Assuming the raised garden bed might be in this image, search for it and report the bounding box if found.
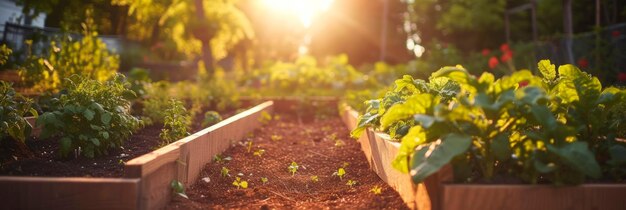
[0,101,273,210]
[167,99,407,209]
[340,104,626,210]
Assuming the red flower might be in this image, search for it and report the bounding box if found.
[500,50,513,62]
[481,49,490,56]
[500,44,510,52]
[577,58,589,69]
[612,30,621,38]
[618,72,626,82]
[518,80,529,88]
[488,56,499,69]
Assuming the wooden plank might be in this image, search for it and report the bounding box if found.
[182,101,274,185]
[443,184,585,210]
[0,177,139,210]
[137,160,178,210]
[583,184,626,210]
[124,141,184,178]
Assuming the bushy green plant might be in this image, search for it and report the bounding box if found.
[159,99,191,144]
[202,111,222,127]
[37,74,141,158]
[353,60,626,185]
[19,18,118,92]
[0,81,37,144]
[0,44,12,67]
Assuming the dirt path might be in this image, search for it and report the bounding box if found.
[167,111,408,209]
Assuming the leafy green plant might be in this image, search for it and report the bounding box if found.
[213,154,232,163]
[310,175,319,182]
[0,82,37,144]
[0,44,12,67]
[37,74,141,158]
[159,99,191,144]
[288,161,299,176]
[232,177,248,189]
[221,166,230,177]
[354,60,626,185]
[201,111,222,127]
[171,180,188,199]
[260,177,268,184]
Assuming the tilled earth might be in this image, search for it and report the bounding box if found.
[167,112,408,209]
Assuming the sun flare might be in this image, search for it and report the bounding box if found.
[261,0,334,28]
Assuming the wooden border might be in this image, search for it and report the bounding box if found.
[124,101,274,210]
[340,104,626,210]
[2,102,273,210]
[0,177,140,210]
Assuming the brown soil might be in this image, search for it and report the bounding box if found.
[166,111,409,209]
[0,107,240,178]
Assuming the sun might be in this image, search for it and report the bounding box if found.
[260,0,334,28]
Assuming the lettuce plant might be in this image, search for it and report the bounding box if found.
[353,60,626,185]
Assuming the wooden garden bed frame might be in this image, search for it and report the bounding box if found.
[339,104,626,210]
[1,101,274,210]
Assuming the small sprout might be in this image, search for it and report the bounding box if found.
[118,159,125,165]
[334,139,345,147]
[333,168,346,180]
[370,186,382,195]
[261,177,268,184]
[253,149,266,157]
[311,175,319,182]
[327,133,337,140]
[259,111,272,124]
[247,141,253,153]
[288,161,299,176]
[213,154,232,163]
[346,179,357,188]
[171,180,188,199]
[271,135,283,141]
[232,177,248,189]
[221,167,230,177]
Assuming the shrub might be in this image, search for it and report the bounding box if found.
[37,74,141,158]
[0,81,37,144]
[19,20,118,92]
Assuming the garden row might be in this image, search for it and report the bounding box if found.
[340,60,626,210]
[1,99,273,210]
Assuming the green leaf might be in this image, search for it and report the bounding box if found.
[350,112,378,138]
[538,60,556,81]
[90,138,100,146]
[546,141,601,179]
[101,131,109,139]
[533,159,556,173]
[380,94,434,130]
[101,112,112,125]
[409,133,472,183]
[83,109,95,121]
[608,145,626,166]
[491,132,511,161]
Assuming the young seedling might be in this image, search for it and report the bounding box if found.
[334,139,345,147]
[288,161,299,176]
[232,177,248,189]
[261,177,268,184]
[370,186,382,195]
[213,154,232,164]
[253,149,266,157]
[271,135,282,141]
[346,179,357,188]
[310,175,319,182]
[170,180,188,199]
[259,111,272,124]
[333,168,346,180]
[247,141,253,153]
[221,167,230,177]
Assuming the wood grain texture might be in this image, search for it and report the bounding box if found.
[0,177,139,210]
